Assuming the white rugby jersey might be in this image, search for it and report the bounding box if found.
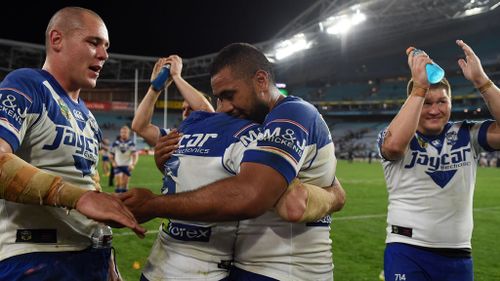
[378,120,497,249]
[110,138,136,166]
[143,111,260,281]
[0,69,102,261]
[235,96,337,281]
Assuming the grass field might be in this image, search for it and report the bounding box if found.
[101,156,500,281]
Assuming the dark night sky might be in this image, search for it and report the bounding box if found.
[1,0,314,58]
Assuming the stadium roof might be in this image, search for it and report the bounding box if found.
[1,0,499,85]
[0,0,312,58]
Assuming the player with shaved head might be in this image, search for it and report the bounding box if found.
[0,7,144,280]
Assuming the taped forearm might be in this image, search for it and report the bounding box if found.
[0,153,88,208]
[299,182,336,222]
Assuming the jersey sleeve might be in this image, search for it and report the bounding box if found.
[241,101,316,184]
[0,69,41,151]
[159,127,172,137]
[377,127,390,161]
[222,123,261,174]
[467,120,496,153]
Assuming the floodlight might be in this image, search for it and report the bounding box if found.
[274,33,312,60]
[321,10,366,35]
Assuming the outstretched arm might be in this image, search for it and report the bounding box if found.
[0,140,145,238]
[275,177,346,223]
[120,162,288,222]
[456,40,500,149]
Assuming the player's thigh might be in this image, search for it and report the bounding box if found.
[0,248,111,281]
[384,243,431,281]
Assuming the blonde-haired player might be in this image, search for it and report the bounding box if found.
[110,125,138,193]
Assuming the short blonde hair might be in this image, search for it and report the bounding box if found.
[406,78,451,97]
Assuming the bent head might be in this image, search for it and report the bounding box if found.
[45,7,109,91]
[181,92,211,120]
[408,78,452,135]
[210,43,275,123]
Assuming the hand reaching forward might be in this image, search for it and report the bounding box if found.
[117,188,159,224]
[76,191,146,238]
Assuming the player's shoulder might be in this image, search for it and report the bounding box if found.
[0,68,47,96]
[269,96,319,120]
[455,119,492,128]
[182,111,256,133]
[2,68,45,87]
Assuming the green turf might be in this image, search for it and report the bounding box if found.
[100,156,500,281]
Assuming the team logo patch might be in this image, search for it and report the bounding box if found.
[19,230,32,241]
[445,131,458,146]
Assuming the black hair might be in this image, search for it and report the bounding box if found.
[210,43,275,83]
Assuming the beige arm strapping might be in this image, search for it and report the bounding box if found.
[277,178,339,223]
[0,153,88,208]
[299,182,335,222]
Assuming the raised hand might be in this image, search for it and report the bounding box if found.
[456,40,489,87]
[407,48,432,88]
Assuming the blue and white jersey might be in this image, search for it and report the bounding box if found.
[235,96,337,281]
[377,120,497,249]
[0,69,102,261]
[110,138,136,166]
[143,111,260,281]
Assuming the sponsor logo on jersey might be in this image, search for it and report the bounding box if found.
[118,142,131,153]
[258,127,307,158]
[404,147,471,187]
[239,129,260,147]
[163,222,211,242]
[177,133,217,154]
[0,93,28,126]
[42,125,99,176]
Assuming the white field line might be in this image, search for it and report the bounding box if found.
[114,206,500,237]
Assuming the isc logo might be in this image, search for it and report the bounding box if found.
[178,133,217,148]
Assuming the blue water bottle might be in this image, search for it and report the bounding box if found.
[151,64,171,91]
[406,47,445,84]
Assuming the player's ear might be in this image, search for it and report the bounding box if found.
[48,29,63,52]
[254,70,269,92]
